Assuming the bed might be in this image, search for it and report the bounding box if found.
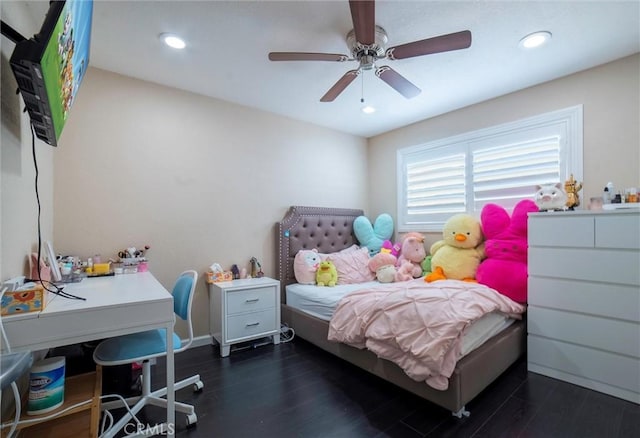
[276,206,526,417]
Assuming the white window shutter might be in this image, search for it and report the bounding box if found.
[397,105,583,232]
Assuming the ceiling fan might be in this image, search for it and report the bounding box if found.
[268,0,472,102]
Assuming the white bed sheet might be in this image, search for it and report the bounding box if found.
[286,281,515,357]
[286,281,382,321]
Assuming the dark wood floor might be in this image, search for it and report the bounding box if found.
[113,338,639,437]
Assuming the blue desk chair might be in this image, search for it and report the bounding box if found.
[93,270,203,433]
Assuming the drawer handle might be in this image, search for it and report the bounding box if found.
[246,322,260,327]
[245,298,260,303]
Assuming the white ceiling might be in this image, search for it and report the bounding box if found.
[22,0,640,138]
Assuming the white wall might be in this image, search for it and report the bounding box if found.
[368,54,640,248]
[53,68,368,338]
[1,1,55,284]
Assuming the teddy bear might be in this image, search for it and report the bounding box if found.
[368,252,397,283]
[476,199,539,303]
[394,232,426,282]
[316,260,338,287]
[426,214,484,282]
[293,249,321,285]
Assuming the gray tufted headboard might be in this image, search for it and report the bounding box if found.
[276,206,364,302]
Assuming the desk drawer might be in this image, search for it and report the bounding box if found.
[226,286,276,315]
[226,309,277,341]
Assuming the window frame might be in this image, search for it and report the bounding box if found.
[396,105,583,232]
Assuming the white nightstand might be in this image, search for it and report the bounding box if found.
[208,277,281,357]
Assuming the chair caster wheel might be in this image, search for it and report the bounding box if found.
[193,380,204,392]
[186,413,198,427]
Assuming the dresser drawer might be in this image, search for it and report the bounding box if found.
[596,215,640,249]
[528,336,640,396]
[529,247,640,286]
[226,309,278,341]
[529,277,640,322]
[528,306,640,358]
[226,286,277,315]
[528,215,594,247]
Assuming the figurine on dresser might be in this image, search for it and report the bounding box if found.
[564,174,583,210]
[534,183,567,211]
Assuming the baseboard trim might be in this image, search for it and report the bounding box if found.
[191,335,213,348]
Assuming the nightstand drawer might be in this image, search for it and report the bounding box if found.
[226,286,277,315]
[226,309,278,341]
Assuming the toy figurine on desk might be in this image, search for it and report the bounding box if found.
[564,174,583,210]
[249,257,264,278]
[118,245,150,260]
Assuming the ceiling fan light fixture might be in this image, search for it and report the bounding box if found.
[519,31,552,49]
[361,105,376,114]
[160,33,186,49]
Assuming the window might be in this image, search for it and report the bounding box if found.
[397,105,583,231]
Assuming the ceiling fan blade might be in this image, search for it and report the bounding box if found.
[269,52,349,62]
[375,66,421,99]
[320,69,360,102]
[349,0,375,45]
[386,30,472,60]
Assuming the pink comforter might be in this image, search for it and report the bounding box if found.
[327,279,525,390]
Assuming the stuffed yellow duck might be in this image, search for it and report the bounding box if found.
[425,214,485,283]
[316,260,338,287]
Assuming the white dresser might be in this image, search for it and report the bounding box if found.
[209,277,281,357]
[527,209,640,403]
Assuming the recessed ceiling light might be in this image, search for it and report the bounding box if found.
[519,31,552,49]
[160,33,186,49]
[361,105,376,114]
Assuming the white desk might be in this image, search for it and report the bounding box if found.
[1,272,176,437]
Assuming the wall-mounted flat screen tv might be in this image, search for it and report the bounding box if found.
[10,0,93,146]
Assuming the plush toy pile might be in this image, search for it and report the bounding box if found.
[293,213,430,285]
[426,214,485,282]
[292,204,536,302]
[476,199,538,303]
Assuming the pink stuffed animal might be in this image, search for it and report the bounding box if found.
[395,232,426,282]
[293,249,320,285]
[380,240,400,257]
[476,199,539,303]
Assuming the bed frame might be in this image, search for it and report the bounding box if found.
[276,206,526,416]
